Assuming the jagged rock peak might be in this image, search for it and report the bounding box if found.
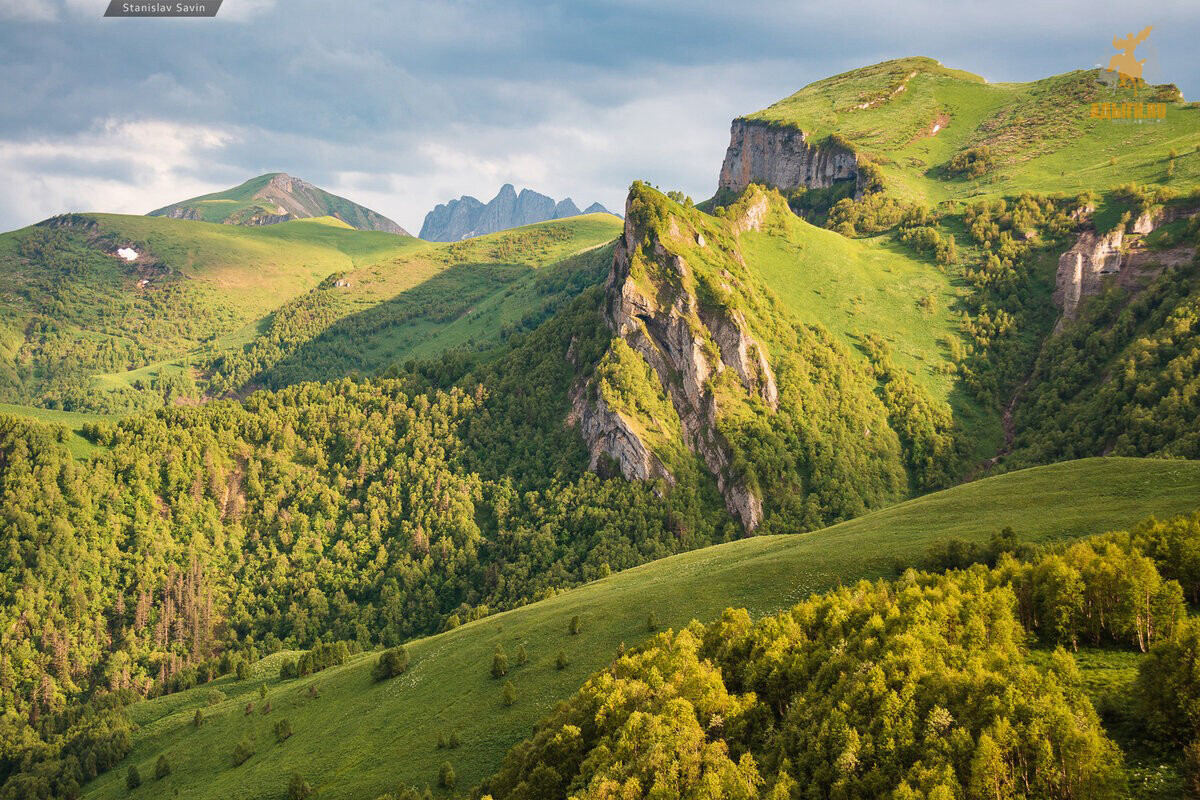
[418,185,619,241]
[572,184,779,531]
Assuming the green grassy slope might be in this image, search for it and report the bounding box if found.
[146,173,409,233]
[746,57,1200,205]
[0,403,111,458]
[86,457,1200,800]
[203,214,622,390]
[0,212,621,410]
[737,197,1004,460]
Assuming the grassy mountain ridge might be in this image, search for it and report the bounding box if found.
[77,457,1200,799]
[742,56,1200,205]
[148,173,411,235]
[0,211,621,414]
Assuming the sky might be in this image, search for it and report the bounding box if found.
[0,0,1197,234]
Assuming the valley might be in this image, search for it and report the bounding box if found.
[3,52,1200,800]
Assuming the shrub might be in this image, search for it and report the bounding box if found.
[448,730,461,749]
[491,645,508,678]
[261,700,272,715]
[647,612,659,632]
[259,683,268,699]
[279,658,298,679]
[126,765,141,790]
[235,660,249,681]
[232,737,255,766]
[193,709,203,727]
[274,718,293,743]
[154,754,170,780]
[501,680,516,706]
[436,731,447,749]
[373,646,410,681]
[287,773,315,800]
[948,145,995,178]
[556,650,570,670]
[569,615,581,635]
[439,761,456,789]
[515,644,528,666]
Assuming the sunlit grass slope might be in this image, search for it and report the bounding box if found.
[746,57,1200,205]
[86,457,1200,800]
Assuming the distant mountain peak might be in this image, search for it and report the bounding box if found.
[418,186,619,241]
[148,173,411,235]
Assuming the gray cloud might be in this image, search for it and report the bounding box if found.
[0,0,1197,232]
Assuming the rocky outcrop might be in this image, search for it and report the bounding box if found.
[418,185,618,241]
[568,383,673,485]
[1054,228,1125,324]
[1054,205,1197,330]
[572,191,779,531]
[160,207,202,222]
[718,119,858,196]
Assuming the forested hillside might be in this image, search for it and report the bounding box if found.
[5,54,1200,800]
[484,514,1200,800]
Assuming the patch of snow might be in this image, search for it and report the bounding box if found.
[931,123,942,135]
[117,247,138,261]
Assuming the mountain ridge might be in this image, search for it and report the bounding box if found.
[148,172,411,235]
[419,183,618,241]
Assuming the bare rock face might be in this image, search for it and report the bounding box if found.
[572,191,779,531]
[718,119,858,195]
[1054,228,1126,325]
[568,384,673,485]
[1054,205,1197,330]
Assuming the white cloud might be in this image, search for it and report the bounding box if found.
[0,118,237,227]
[0,0,59,21]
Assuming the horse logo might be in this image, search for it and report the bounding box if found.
[1108,26,1153,92]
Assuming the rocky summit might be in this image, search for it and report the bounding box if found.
[419,183,617,241]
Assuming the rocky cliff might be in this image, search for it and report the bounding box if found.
[718,119,859,196]
[1054,205,1197,329]
[573,186,780,530]
[419,185,617,241]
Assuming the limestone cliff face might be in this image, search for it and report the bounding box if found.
[718,119,858,195]
[568,382,673,485]
[1054,205,1197,330]
[1053,228,1126,325]
[573,190,779,531]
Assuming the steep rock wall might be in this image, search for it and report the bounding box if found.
[718,119,858,195]
[1054,205,1197,330]
[573,191,779,530]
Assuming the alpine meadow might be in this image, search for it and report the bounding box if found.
[5,8,1200,800]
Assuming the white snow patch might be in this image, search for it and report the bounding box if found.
[117,247,138,261]
[931,123,942,135]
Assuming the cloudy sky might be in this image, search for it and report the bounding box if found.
[0,0,1197,233]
